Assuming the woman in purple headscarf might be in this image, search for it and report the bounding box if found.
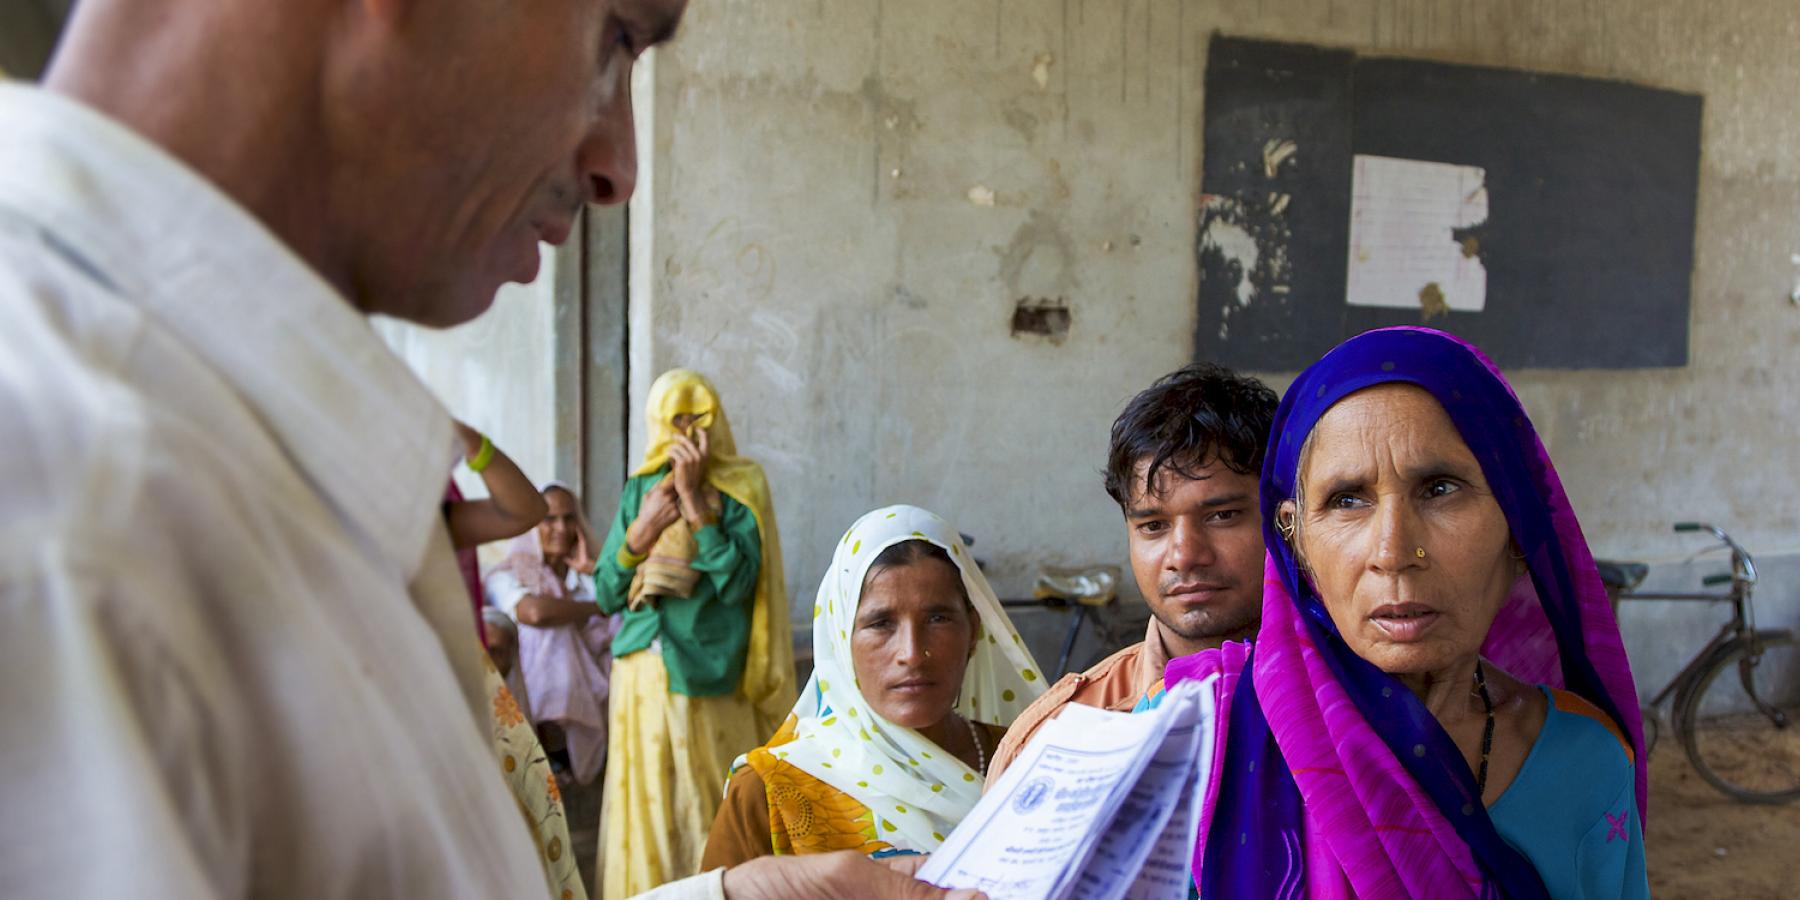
[1146,327,1648,898]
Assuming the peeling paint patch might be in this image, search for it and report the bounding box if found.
[1419,282,1450,321]
[1010,297,1071,344]
[1197,188,1293,341]
[1032,53,1055,90]
[1263,139,1298,178]
[1200,213,1260,309]
[967,185,996,207]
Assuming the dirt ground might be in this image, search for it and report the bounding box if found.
[1645,737,1800,898]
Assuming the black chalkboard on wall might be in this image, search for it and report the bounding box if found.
[1195,36,1703,370]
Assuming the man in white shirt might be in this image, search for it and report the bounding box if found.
[0,1,973,898]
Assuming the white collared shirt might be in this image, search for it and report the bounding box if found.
[0,84,549,898]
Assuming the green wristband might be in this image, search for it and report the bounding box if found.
[467,434,496,473]
[617,545,648,569]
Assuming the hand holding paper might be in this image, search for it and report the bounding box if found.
[917,679,1218,900]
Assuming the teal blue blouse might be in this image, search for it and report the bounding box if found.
[1488,686,1649,900]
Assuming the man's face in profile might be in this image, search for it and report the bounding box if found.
[346,0,688,327]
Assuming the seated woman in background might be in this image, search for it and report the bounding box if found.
[703,504,1045,867]
[486,482,619,786]
[1151,327,1647,899]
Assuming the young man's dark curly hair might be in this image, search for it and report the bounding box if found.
[1102,363,1279,507]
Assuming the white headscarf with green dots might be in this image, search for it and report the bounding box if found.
[774,504,1045,852]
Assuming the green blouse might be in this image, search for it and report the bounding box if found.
[594,470,762,697]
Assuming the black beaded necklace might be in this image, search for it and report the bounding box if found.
[1473,662,1496,795]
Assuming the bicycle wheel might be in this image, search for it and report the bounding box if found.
[1640,708,1661,759]
[1677,632,1800,804]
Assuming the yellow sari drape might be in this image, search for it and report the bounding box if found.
[599,653,761,899]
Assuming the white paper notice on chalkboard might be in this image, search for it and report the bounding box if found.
[1345,155,1489,315]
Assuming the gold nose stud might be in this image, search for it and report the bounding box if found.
[1415,547,1427,559]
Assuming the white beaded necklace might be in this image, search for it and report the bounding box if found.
[963,716,987,777]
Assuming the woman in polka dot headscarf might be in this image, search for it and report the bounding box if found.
[702,504,1045,865]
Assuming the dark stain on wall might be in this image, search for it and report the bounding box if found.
[1011,298,1072,344]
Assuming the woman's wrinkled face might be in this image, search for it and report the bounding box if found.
[850,558,980,730]
[537,488,579,562]
[1285,385,1518,675]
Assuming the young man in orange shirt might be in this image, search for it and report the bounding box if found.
[989,364,1279,780]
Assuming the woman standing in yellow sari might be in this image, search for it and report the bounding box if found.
[594,370,794,899]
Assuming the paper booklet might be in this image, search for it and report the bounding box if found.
[918,677,1218,900]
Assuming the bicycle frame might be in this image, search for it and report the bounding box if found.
[1619,523,1761,708]
[1613,523,1800,802]
[1642,619,1739,709]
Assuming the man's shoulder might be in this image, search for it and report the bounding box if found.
[1015,640,1149,712]
[1075,640,1157,708]
[1081,639,1148,679]
[985,640,1156,783]
[0,255,154,567]
[998,643,1149,738]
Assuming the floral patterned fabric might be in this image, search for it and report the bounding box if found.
[751,717,888,857]
[486,656,588,900]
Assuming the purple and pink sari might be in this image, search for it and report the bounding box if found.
[1167,328,1644,898]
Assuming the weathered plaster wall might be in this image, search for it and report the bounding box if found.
[635,0,1800,686]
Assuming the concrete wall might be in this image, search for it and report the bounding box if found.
[632,0,1800,682]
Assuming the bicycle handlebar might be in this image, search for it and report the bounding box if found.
[1671,521,1759,586]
